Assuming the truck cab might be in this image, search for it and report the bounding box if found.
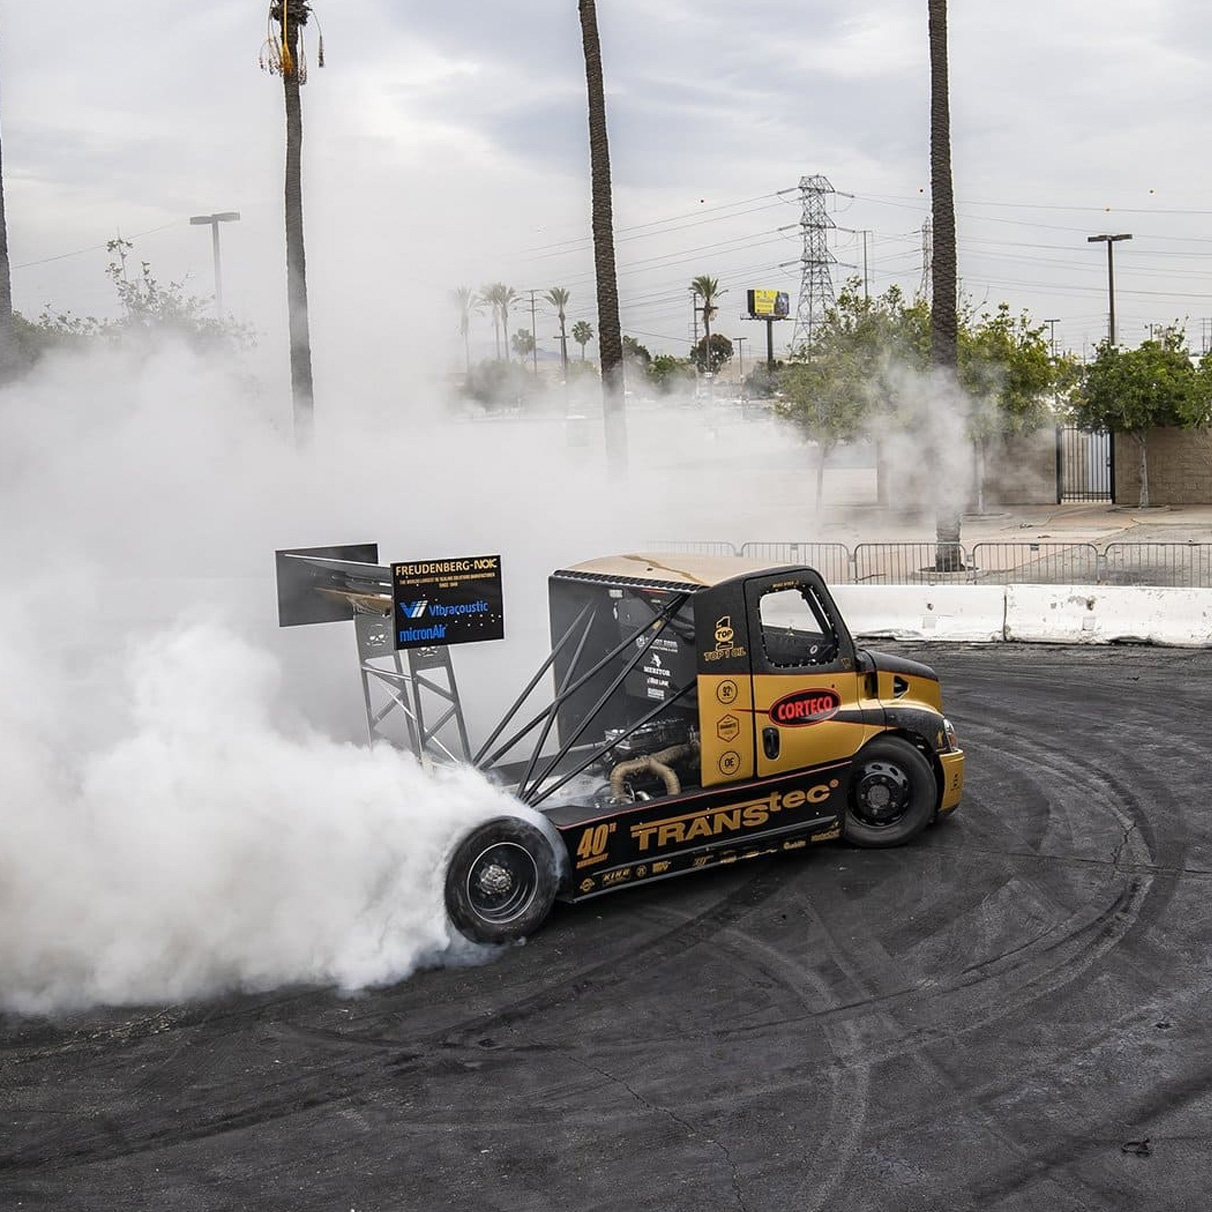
[544,554,962,817]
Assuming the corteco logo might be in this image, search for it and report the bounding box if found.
[769,688,841,727]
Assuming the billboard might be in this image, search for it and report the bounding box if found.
[747,289,790,320]
[391,554,505,650]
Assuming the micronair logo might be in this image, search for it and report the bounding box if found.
[400,600,428,619]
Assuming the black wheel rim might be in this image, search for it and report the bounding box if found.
[852,757,913,828]
[465,842,539,925]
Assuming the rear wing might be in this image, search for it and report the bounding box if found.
[274,543,385,626]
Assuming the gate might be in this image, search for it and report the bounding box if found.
[1056,427,1114,503]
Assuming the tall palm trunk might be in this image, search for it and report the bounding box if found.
[928,0,961,568]
[0,78,16,380]
[578,0,627,478]
[282,4,314,446]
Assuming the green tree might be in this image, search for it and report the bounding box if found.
[690,275,725,364]
[461,358,529,412]
[777,294,883,512]
[781,280,1059,512]
[571,318,594,361]
[510,327,535,359]
[1072,331,1210,507]
[622,334,650,393]
[691,332,734,375]
[743,362,783,399]
[452,285,481,374]
[261,0,324,448]
[17,239,254,360]
[622,334,650,366]
[545,287,571,377]
[928,0,960,564]
[579,0,628,476]
[960,303,1055,511]
[646,353,695,395]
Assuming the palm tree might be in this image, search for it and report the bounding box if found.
[452,286,480,373]
[578,0,627,477]
[928,0,961,567]
[479,283,518,362]
[545,287,571,377]
[690,275,725,370]
[571,319,594,362]
[0,77,14,380]
[499,285,519,361]
[478,285,501,360]
[261,1,324,447]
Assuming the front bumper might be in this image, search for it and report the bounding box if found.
[938,749,965,814]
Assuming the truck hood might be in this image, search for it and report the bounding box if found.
[857,648,939,682]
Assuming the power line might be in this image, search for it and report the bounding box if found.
[11,221,180,271]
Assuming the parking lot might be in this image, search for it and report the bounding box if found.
[3,642,1210,1212]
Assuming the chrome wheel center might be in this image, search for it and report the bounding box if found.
[477,863,514,896]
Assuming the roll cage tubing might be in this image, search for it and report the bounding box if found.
[473,591,694,804]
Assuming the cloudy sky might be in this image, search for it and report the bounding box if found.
[4,0,1212,376]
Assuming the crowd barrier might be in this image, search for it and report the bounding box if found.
[646,541,1212,645]
[648,540,1212,589]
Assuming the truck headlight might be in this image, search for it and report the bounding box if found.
[943,717,958,751]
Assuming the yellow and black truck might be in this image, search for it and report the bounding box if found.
[445,552,964,944]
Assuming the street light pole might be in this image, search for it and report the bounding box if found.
[734,335,746,380]
[190,211,241,316]
[1086,233,1131,347]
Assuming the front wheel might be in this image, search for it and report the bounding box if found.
[843,736,937,848]
[445,817,560,944]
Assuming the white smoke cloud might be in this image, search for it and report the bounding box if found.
[0,340,615,1015]
[0,620,510,1014]
[0,329,836,1015]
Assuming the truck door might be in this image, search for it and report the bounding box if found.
[744,572,877,778]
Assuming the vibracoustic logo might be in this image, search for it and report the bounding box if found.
[400,600,428,619]
[428,600,490,618]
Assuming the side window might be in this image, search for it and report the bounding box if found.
[758,584,837,667]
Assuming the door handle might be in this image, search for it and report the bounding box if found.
[762,726,780,760]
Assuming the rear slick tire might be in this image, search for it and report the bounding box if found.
[843,736,937,848]
[445,817,560,945]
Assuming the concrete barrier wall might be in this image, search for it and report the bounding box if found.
[831,585,1006,643]
[833,584,1212,647]
[1003,585,1212,647]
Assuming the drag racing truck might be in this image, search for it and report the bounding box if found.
[276,549,965,945]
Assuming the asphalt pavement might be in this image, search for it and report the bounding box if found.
[4,643,1211,1211]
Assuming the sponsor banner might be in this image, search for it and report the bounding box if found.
[391,554,504,650]
[746,288,790,320]
[569,823,842,899]
[563,771,844,875]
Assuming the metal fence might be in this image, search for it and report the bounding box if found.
[1102,542,1212,587]
[739,541,853,584]
[646,540,740,556]
[644,539,1212,588]
[853,542,969,585]
[969,542,1101,585]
